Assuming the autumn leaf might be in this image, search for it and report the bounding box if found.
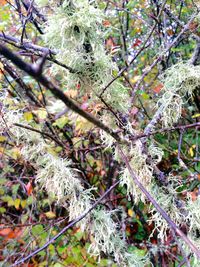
[132,38,142,47]
[103,20,111,27]
[0,62,4,79]
[0,226,23,240]
[0,0,7,5]
[153,83,163,94]
[25,181,33,195]
[45,211,56,219]
[128,209,134,217]
[14,199,21,210]
[188,145,196,157]
[0,227,12,237]
[23,112,33,122]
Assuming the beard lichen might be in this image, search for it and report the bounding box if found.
[0,91,151,266]
[39,0,130,113]
[157,62,200,126]
[120,139,163,204]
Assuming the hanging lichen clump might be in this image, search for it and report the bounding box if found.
[36,0,130,112]
[157,62,200,127]
[0,88,152,266]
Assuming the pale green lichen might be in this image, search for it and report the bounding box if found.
[120,141,153,203]
[149,182,185,242]
[68,189,94,231]
[148,142,164,165]
[158,62,200,126]
[39,0,130,112]
[36,154,84,202]
[88,208,120,256]
[34,0,49,7]
[88,207,152,266]
[148,175,200,246]
[186,196,200,232]
[100,114,118,149]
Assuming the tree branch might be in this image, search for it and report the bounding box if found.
[0,44,123,143]
[117,144,200,260]
[131,122,200,141]
[11,181,120,266]
[0,33,79,73]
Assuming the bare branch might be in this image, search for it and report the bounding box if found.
[11,181,120,267]
[131,122,200,141]
[0,44,123,143]
[117,144,200,260]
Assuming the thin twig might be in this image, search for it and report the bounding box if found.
[131,122,200,141]
[11,180,120,266]
[0,44,123,143]
[134,13,198,92]
[14,123,64,147]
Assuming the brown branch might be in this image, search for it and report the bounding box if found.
[0,33,53,54]
[0,33,78,73]
[0,44,123,143]
[100,0,167,97]
[117,144,200,260]
[11,180,120,266]
[14,123,64,147]
[131,122,200,141]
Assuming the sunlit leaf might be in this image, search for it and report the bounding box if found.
[45,211,56,219]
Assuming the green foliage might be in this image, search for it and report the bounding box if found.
[0,0,200,266]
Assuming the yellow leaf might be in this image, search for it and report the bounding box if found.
[9,147,21,159]
[0,136,7,142]
[189,147,194,157]
[188,145,196,157]
[128,209,134,217]
[21,200,27,209]
[130,75,141,84]
[7,198,14,207]
[14,199,21,210]
[192,113,200,118]
[45,211,56,219]
[23,112,33,122]
[75,117,93,133]
[33,108,47,120]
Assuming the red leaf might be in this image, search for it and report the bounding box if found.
[132,39,142,47]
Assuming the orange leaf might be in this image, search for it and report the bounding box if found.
[153,83,163,94]
[190,189,198,201]
[0,0,7,5]
[166,29,174,36]
[25,181,33,195]
[0,226,23,241]
[103,20,111,27]
[189,21,198,31]
[0,227,12,237]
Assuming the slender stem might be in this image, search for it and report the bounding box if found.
[0,44,123,143]
[14,123,64,147]
[11,181,120,266]
[131,122,200,141]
